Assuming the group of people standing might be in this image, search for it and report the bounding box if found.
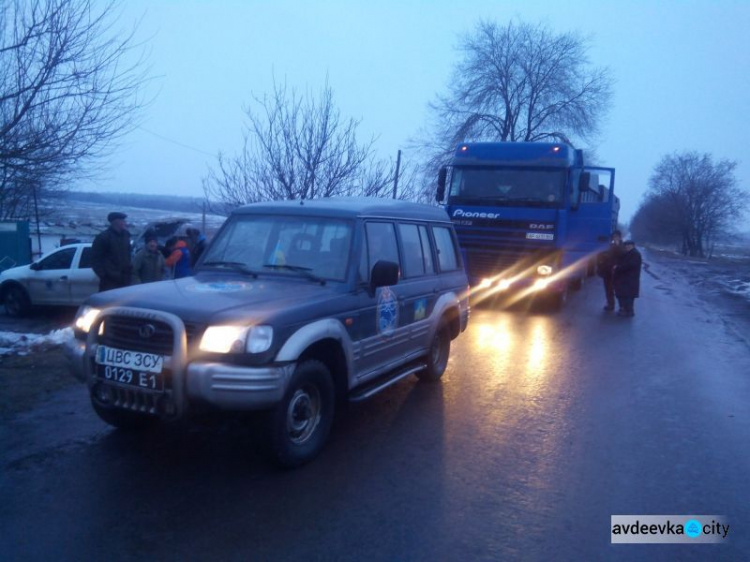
[597,230,643,317]
[90,212,207,292]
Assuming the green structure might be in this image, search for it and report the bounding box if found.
[0,221,31,271]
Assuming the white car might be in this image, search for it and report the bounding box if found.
[0,243,98,317]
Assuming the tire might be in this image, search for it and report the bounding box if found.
[91,400,156,430]
[3,284,30,317]
[268,360,335,468]
[418,324,451,382]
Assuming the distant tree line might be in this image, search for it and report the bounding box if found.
[630,152,747,257]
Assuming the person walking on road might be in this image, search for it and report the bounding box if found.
[613,240,642,317]
[91,211,132,292]
[597,230,622,311]
[132,232,166,284]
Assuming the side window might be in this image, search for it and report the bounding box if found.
[397,223,425,278]
[432,226,459,272]
[365,222,399,277]
[78,247,92,269]
[38,247,75,271]
[418,225,434,274]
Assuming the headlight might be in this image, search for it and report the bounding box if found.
[537,265,553,276]
[199,326,249,353]
[199,325,273,354]
[247,326,273,353]
[74,306,101,333]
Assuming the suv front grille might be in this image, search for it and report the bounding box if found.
[100,315,202,355]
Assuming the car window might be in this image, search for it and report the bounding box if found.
[418,225,435,274]
[78,247,92,269]
[398,223,427,278]
[37,247,75,271]
[202,215,353,281]
[365,222,399,277]
[432,226,460,272]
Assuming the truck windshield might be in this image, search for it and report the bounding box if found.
[448,166,565,207]
[200,215,353,282]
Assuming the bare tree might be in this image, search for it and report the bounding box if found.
[203,79,403,212]
[419,19,613,170]
[0,0,148,220]
[638,151,746,257]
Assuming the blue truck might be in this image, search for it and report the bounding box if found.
[436,142,619,308]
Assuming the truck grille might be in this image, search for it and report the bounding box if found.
[100,315,201,355]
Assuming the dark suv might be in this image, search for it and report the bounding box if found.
[66,198,469,466]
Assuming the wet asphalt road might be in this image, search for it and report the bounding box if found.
[2,252,750,561]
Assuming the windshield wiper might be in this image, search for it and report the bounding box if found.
[201,260,259,278]
[262,263,326,285]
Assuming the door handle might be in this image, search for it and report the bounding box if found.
[59,275,69,281]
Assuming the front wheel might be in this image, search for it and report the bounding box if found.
[268,360,335,468]
[418,324,451,382]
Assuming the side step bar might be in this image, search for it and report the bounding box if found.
[349,363,426,402]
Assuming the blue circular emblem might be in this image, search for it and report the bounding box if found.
[376,286,398,337]
[186,281,253,293]
[684,519,702,538]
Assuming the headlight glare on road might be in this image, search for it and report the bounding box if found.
[246,325,273,353]
[74,307,101,333]
[200,325,249,353]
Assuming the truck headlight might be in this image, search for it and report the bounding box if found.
[200,326,249,353]
[199,325,273,354]
[537,265,553,276]
[74,306,101,333]
[247,326,273,353]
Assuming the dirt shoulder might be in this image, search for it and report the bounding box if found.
[0,348,79,420]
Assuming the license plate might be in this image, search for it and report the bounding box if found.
[96,364,164,391]
[96,345,164,373]
[95,345,165,391]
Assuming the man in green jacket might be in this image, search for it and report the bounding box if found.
[132,232,166,284]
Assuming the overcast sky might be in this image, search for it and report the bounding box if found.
[78,0,750,224]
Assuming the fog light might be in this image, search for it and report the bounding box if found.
[537,265,553,276]
[479,278,492,289]
[498,279,511,291]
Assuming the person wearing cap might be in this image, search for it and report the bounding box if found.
[596,229,623,311]
[132,231,166,284]
[91,211,132,292]
[613,239,642,317]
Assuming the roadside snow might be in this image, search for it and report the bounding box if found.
[0,328,73,356]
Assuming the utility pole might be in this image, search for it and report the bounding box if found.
[32,181,42,258]
[392,150,401,199]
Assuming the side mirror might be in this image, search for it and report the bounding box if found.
[30,262,41,271]
[370,260,399,289]
[436,167,447,202]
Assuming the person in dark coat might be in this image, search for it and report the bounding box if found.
[613,240,642,317]
[597,230,622,311]
[132,232,166,284]
[91,211,132,292]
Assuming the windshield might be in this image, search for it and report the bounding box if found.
[448,166,565,206]
[200,215,353,282]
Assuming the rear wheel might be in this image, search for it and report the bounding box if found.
[268,360,335,468]
[3,285,30,317]
[418,324,450,382]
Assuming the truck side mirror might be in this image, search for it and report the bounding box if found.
[436,167,447,202]
[370,260,399,289]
